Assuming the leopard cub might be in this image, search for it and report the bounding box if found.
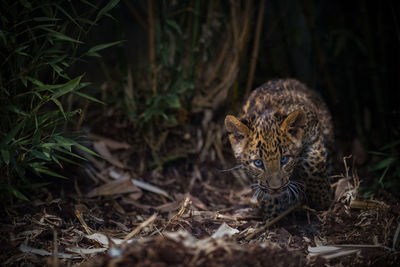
[225,79,333,220]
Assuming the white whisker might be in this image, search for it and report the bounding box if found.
[218,164,243,172]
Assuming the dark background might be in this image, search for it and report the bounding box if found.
[82,0,400,143]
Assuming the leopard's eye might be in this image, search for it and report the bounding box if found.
[280,155,290,165]
[253,159,264,168]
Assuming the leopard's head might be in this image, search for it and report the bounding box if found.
[225,110,306,196]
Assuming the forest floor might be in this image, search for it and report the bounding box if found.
[0,121,399,266]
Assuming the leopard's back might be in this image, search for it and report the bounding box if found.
[241,79,333,150]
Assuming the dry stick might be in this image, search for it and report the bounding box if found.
[244,0,265,99]
[75,209,93,235]
[245,202,301,241]
[123,213,157,241]
[161,196,192,232]
[52,230,59,267]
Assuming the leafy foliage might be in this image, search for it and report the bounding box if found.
[0,0,120,199]
[362,141,400,197]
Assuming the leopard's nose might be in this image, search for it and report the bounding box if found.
[265,173,283,189]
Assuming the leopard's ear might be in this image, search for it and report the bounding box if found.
[280,109,306,140]
[225,115,250,156]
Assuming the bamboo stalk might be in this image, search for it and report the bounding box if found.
[245,0,265,99]
[148,0,156,95]
[299,0,337,104]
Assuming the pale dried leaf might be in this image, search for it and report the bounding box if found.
[308,244,388,260]
[85,233,135,247]
[93,141,125,168]
[334,177,353,201]
[131,178,170,198]
[89,133,131,150]
[323,249,360,259]
[19,244,78,259]
[87,177,141,197]
[109,171,170,198]
[211,222,239,239]
[66,247,107,254]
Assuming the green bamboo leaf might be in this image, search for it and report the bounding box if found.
[43,28,84,44]
[2,120,24,145]
[76,17,96,26]
[55,154,80,165]
[53,147,86,160]
[74,91,105,104]
[96,0,120,22]
[52,75,83,98]
[378,166,390,187]
[0,30,7,46]
[53,135,74,149]
[86,51,101,57]
[49,55,67,64]
[166,95,181,108]
[11,187,29,201]
[382,140,400,150]
[51,98,66,119]
[30,150,51,161]
[369,157,396,172]
[71,141,101,157]
[32,129,41,145]
[166,19,182,35]
[54,4,83,31]
[33,17,62,22]
[20,0,32,9]
[21,76,28,87]
[33,167,67,179]
[1,150,10,165]
[51,32,83,43]
[80,0,98,9]
[3,105,28,116]
[368,151,388,157]
[21,182,51,189]
[49,62,69,79]
[87,41,122,54]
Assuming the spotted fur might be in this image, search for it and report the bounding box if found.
[225,79,333,221]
